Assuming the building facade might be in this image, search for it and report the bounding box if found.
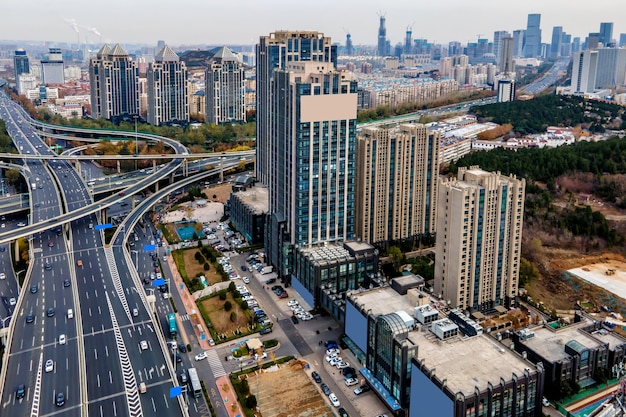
[571,48,626,94]
[41,48,65,85]
[205,46,246,124]
[434,166,525,312]
[523,14,542,58]
[13,49,29,83]
[356,123,439,247]
[147,45,189,126]
[256,31,337,186]
[89,44,140,120]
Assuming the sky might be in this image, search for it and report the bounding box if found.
[2,0,626,48]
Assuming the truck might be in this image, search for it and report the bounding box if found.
[261,266,273,275]
[31,182,37,190]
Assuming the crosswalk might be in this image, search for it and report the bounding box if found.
[206,349,226,377]
[179,314,189,321]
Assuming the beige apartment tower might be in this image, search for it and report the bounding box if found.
[356,123,440,246]
[434,166,525,312]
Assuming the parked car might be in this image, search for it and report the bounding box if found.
[354,385,370,395]
[338,408,350,417]
[311,371,322,383]
[320,383,331,396]
[291,316,299,324]
[259,327,273,335]
[344,377,358,386]
[329,393,340,407]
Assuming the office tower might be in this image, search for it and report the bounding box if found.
[89,44,139,119]
[378,15,388,56]
[41,48,65,85]
[550,26,563,59]
[404,27,413,55]
[262,50,357,278]
[620,34,626,47]
[205,46,245,125]
[356,124,439,246]
[572,37,581,53]
[256,31,336,187]
[571,48,626,93]
[586,33,600,50]
[496,78,516,102]
[523,14,542,57]
[157,40,165,51]
[434,166,525,312]
[599,22,613,46]
[147,45,189,126]
[493,31,510,63]
[561,33,572,57]
[512,30,525,57]
[499,37,514,74]
[345,33,353,56]
[13,49,29,82]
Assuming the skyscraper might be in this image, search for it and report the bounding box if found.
[256,31,336,186]
[571,48,626,93]
[147,45,189,126]
[434,166,525,312]
[377,15,388,56]
[258,30,356,278]
[493,30,511,64]
[550,26,563,59]
[496,78,516,102]
[89,44,139,119]
[13,49,29,82]
[356,124,440,246]
[512,30,525,57]
[523,14,542,58]
[41,48,65,85]
[205,46,246,125]
[404,26,413,55]
[345,32,353,56]
[599,22,614,46]
[498,37,514,74]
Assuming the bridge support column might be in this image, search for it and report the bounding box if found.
[183,160,188,177]
[75,161,81,176]
[219,158,224,184]
[100,207,108,225]
[117,160,121,174]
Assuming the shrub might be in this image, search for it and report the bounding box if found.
[240,301,248,310]
[230,311,237,322]
[219,291,227,301]
[224,301,232,311]
[197,254,206,264]
[203,262,210,271]
[244,395,257,410]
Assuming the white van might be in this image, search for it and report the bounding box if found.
[67,309,74,319]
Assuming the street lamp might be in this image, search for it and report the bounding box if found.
[0,316,11,329]
[15,269,26,285]
[131,250,138,268]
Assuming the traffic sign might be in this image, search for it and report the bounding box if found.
[94,223,113,231]
[154,279,165,287]
[144,244,156,251]
[169,386,182,398]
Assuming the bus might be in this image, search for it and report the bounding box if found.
[187,368,202,398]
[167,313,177,339]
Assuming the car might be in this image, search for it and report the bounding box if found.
[150,273,155,280]
[0,272,5,280]
[179,372,188,384]
[328,393,340,407]
[47,308,55,317]
[287,300,299,307]
[242,276,250,284]
[354,385,370,395]
[63,279,70,287]
[324,340,338,347]
[17,222,26,227]
[194,352,208,361]
[15,384,25,399]
[326,348,340,356]
[542,398,550,407]
[329,357,343,367]
[140,340,148,350]
[265,278,276,284]
[311,371,322,383]
[320,383,331,396]
[344,377,358,386]
[48,241,54,247]
[259,327,273,335]
[55,391,65,407]
[0,224,4,229]
[279,292,289,299]
[336,361,350,369]
[132,308,139,317]
[178,344,187,353]
[9,298,16,306]
[26,314,34,323]
[59,334,66,345]
[175,353,182,363]
[44,262,52,270]
[45,359,54,373]
[325,353,338,363]
[76,260,83,267]
[30,285,38,293]
[338,408,349,417]
[0,246,6,252]
[241,265,247,271]
[291,315,299,325]
[342,367,356,377]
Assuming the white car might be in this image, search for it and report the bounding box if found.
[345,377,358,386]
[8,298,16,306]
[328,393,340,407]
[336,361,350,369]
[325,354,339,363]
[287,300,299,307]
[45,359,54,373]
[242,277,250,284]
[326,348,340,356]
[329,357,343,367]
[59,334,66,345]
[195,352,208,361]
[0,272,5,280]
[140,340,148,351]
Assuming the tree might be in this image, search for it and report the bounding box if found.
[5,169,21,185]
[203,263,210,271]
[387,246,405,271]
[224,301,232,311]
[244,395,257,410]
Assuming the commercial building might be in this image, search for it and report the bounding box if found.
[13,49,29,83]
[434,166,525,313]
[493,31,511,64]
[496,78,516,102]
[550,26,563,59]
[345,285,544,416]
[571,48,626,94]
[599,22,614,46]
[89,44,140,120]
[147,45,189,126]
[41,48,65,85]
[523,14,542,58]
[227,184,267,245]
[512,30,525,58]
[498,37,514,75]
[256,31,336,186]
[356,124,439,247]
[205,46,246,124]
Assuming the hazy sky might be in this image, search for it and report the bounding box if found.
[2,0,625,47]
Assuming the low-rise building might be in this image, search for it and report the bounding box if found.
[226,184,267,245]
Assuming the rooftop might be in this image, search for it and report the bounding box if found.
[520,325,605,363]
[230,184,268,214]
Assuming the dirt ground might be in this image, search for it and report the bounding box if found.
[202,184,232,203]
[200,292,252,336]
[180,248,222,284]
[243,360,333,417]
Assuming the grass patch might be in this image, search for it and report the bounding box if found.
[197,289,261,343]
[158,223,179,244]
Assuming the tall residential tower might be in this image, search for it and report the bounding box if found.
[205,46,246,124]
[147,45,189,126]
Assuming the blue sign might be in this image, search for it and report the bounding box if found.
[144,244,156,251]
[169,386,182,398]
[94,223,113,231]
[154,279,165,287]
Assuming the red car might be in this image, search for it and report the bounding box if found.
[48,241,54,247]
[279,292,288,299]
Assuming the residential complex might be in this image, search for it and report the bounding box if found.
[570,47,626,94]
[434,166,525,313]
[147,45,189,125]
[205,46,246,124]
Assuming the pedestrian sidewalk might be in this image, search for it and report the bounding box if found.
[215,375,244,417]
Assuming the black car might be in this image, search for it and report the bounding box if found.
[63,279,70,287]
[259,327,273,335]
[30,285,38,294]
[55,391,65,406]
[265,278,276,284]
[320,383,331,396]
[46,308,55,317]
[15,384,25,399]
[342,367,356,377]
[291,315,299,325]
[178,344,187,353]
[241,265,247,271]
[44,262,52,270]
[0,246,6,252]
[25,314,34,323]
[338,408,350,417]
[311,371,322,383]
[175,353,183,363]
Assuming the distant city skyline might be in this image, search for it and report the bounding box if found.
[1,0,625,48]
